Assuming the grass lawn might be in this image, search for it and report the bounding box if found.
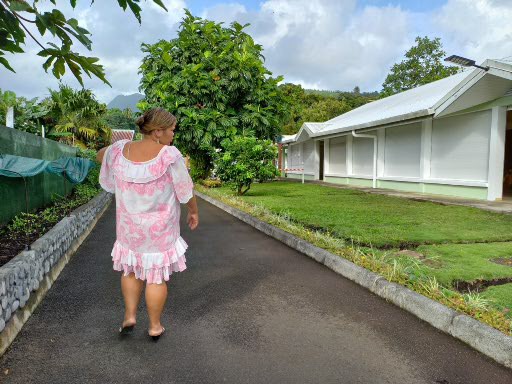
[418,243,512,286]
[210,181,512,313]
[231,182,512,247]
[481,284,512,311]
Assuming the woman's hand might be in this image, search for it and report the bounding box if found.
[187,212,199,230]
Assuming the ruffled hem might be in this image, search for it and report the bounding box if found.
[111,238,188,284]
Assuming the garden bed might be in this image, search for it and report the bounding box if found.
[0,183,101,267]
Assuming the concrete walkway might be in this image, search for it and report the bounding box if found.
[0,198,511,383]
[282,178,512,214]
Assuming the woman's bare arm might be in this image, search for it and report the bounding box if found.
[96,147,108,163]
[186,195,199,230]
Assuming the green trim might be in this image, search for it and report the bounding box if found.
[286,173,314,181]
[324,176,373,187]
[422,183,488,200]
[324,176,349,185]
[323,176,488,200]
[377,180,422,192]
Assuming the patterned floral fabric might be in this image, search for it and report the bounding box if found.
[99,139,194,284]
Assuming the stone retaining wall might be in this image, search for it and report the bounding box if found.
[0,191,112,334]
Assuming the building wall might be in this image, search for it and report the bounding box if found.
[285,109,494,200]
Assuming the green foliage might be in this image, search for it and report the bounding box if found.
[381,36,461,97]
[199,179,222,188]
[215,136,278,195]
[103,108,137,131]
[301,97,352,124]
[46,84,111,149]
[0,0,167,85]
[77,147,100,187]
[7,212,43,239]
[0,88,50,134]
[189,157,210,182]
[279,83,377,135]
[139,10,290,174]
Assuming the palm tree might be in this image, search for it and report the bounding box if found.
[46,84,111,149]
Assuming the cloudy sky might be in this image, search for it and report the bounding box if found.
[2,0,512,103]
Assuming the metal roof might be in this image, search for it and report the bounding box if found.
[280,59,512,144]
[111,129,135,143]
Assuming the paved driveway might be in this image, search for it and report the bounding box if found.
[1,198,511,383]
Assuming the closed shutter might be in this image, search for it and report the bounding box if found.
[384,123,421,178]
[431,110,491,181]
[329,137,347,174]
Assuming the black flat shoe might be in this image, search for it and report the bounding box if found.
[119,324,135,335]
[149,327,165,341]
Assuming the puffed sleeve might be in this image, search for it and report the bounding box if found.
[99,145,115,193]
[170,153,194,203]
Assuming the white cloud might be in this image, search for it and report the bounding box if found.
[202,0,411,91]
[434,0,512,62]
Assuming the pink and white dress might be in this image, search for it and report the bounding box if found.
[99,139,194,284]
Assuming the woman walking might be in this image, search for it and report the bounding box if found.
[97,108,198,340]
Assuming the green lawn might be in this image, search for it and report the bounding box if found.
[211,181,512,312]
[418,243,512,285]
[230,182,512,247]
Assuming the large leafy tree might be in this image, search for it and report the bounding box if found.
[0,0,167,86]
[47,84,111,149]
[381,36,461,97]
[139,10,290,177]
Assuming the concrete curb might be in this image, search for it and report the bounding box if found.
[195,190,512,369]
[0,192,113,357]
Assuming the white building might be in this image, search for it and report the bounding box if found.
[281,59,512,201]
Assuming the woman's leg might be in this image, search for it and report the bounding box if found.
[121,273,144,327]
[145,281,168,335]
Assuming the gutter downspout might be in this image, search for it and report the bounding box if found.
[351,130,377,188]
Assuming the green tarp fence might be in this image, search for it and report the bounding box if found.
[0,154,94,183]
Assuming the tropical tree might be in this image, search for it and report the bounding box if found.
[279,83,309,135]
[301,97,352,126]
[139,10,290,178]
[216,136,278,195]
[0,0,167,85]
[103,108,137,131]
[47,84,111,149]
[279,84,374,135]
[381,36,461,97]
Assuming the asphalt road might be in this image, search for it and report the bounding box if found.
[1,198,511,384]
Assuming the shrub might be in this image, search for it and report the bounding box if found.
[199,179,222,188]
[215,136,278,195]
